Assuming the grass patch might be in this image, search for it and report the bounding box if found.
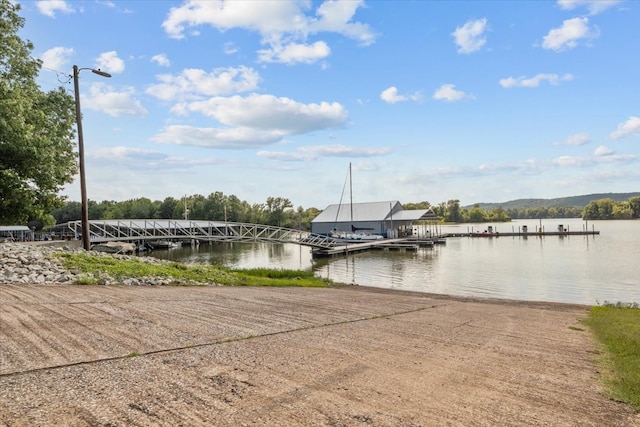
[583,302,640,410]
[54,252,331,288]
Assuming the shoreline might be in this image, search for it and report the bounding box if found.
[1,241,594,309]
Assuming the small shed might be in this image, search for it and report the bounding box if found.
[310,201,432,237]
[0,225,31,242]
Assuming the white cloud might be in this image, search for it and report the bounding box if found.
[557,0,622,15]
[552,152,636,167]
[151,93,348,150]
[257,151,310,161]
[542,17,595,51]
[36,0,74,17]
[95,51,125,74]
[146,66,260,101]
[558,133,590,146]
[552,155,595,167]
[409,151,638,182]
[433,84,466,102]
[175,94,349,135]
[380,87,404,104]
[151,54,171,67]
[257,41,330,64]
[151,125,286,149]
[499,73,574,88]
[258,144,392,161]
[148,91,349,150]
[380,86,421,104]
[311,0,377,46]
[451,18,488,54]
[161,0,376,63]
[40,46,74,71]
[594,145,614,156]
[224,42,238,55]
[92,146,168,162]
[96,0,116,8]
[89,146,222,171]
[610,116,640,140]
[83,83,148,117]
[300,144,391,158]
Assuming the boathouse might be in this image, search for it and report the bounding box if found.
[311,201,434,237]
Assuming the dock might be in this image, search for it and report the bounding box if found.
[445,230,600,238]
[312,229,599,258]
[312,237,441,258]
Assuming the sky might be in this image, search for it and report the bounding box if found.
[16,0,640,209]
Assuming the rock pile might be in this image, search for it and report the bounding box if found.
[0,243,195,286]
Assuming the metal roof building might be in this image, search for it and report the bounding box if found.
[310,201,434,237]
[0,225,31,242]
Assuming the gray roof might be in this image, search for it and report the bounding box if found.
[387,209,431,221]
[0,226,30,232]
[312,201,402,223]
[310,201,441,223]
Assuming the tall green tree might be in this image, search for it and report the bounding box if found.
[265,196,293,226]
[0,1,77,224]
[444,199,461,223]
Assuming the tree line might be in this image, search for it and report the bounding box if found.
[51,194,322,231]
[36,193,640,231]
[582,197,640,220]
[403,200,511,223]
[47,195,517,230]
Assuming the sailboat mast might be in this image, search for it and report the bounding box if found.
[349,162,353,228]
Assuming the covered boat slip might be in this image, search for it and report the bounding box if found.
[310,200,438,238]
[0,225,32,242]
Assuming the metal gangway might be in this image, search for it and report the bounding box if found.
[49,220,343,250]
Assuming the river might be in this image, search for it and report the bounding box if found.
[146,218,640,306]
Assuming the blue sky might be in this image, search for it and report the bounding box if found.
[18,0,640,209]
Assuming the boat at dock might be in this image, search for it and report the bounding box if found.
[147,240,182,250]
[329,163,385,244]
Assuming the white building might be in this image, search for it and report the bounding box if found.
[310,201,435,237]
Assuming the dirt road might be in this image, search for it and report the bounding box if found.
[0,284,637,426]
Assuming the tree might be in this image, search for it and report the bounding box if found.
[52,201,81,223]
[444,199,461,223]
[629,196,640,219]
[265,196,293,226]
[0,1,77,224]
[465,205,486,223]
[158,197,179,219]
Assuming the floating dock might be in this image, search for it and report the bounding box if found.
[312,228,599,258]
[312,237,441,258]
[446,230,600,238]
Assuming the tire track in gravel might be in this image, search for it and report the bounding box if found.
[0,304,432,378]
[1,304,70,373]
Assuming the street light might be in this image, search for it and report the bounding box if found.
[73,65,111,251]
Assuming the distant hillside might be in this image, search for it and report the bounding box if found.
[468,192,640,210]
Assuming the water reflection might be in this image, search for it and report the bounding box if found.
[145,218,640,306]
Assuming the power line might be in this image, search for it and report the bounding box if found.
[40,65,72,85]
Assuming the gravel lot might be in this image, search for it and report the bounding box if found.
[0,283,637,426]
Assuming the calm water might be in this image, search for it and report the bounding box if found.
[146,218,640,305]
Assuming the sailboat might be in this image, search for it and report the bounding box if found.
[330,163,384,243]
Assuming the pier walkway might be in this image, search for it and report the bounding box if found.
[47,219,599,257]
[48,220,445,255]
[50,220,342,250]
